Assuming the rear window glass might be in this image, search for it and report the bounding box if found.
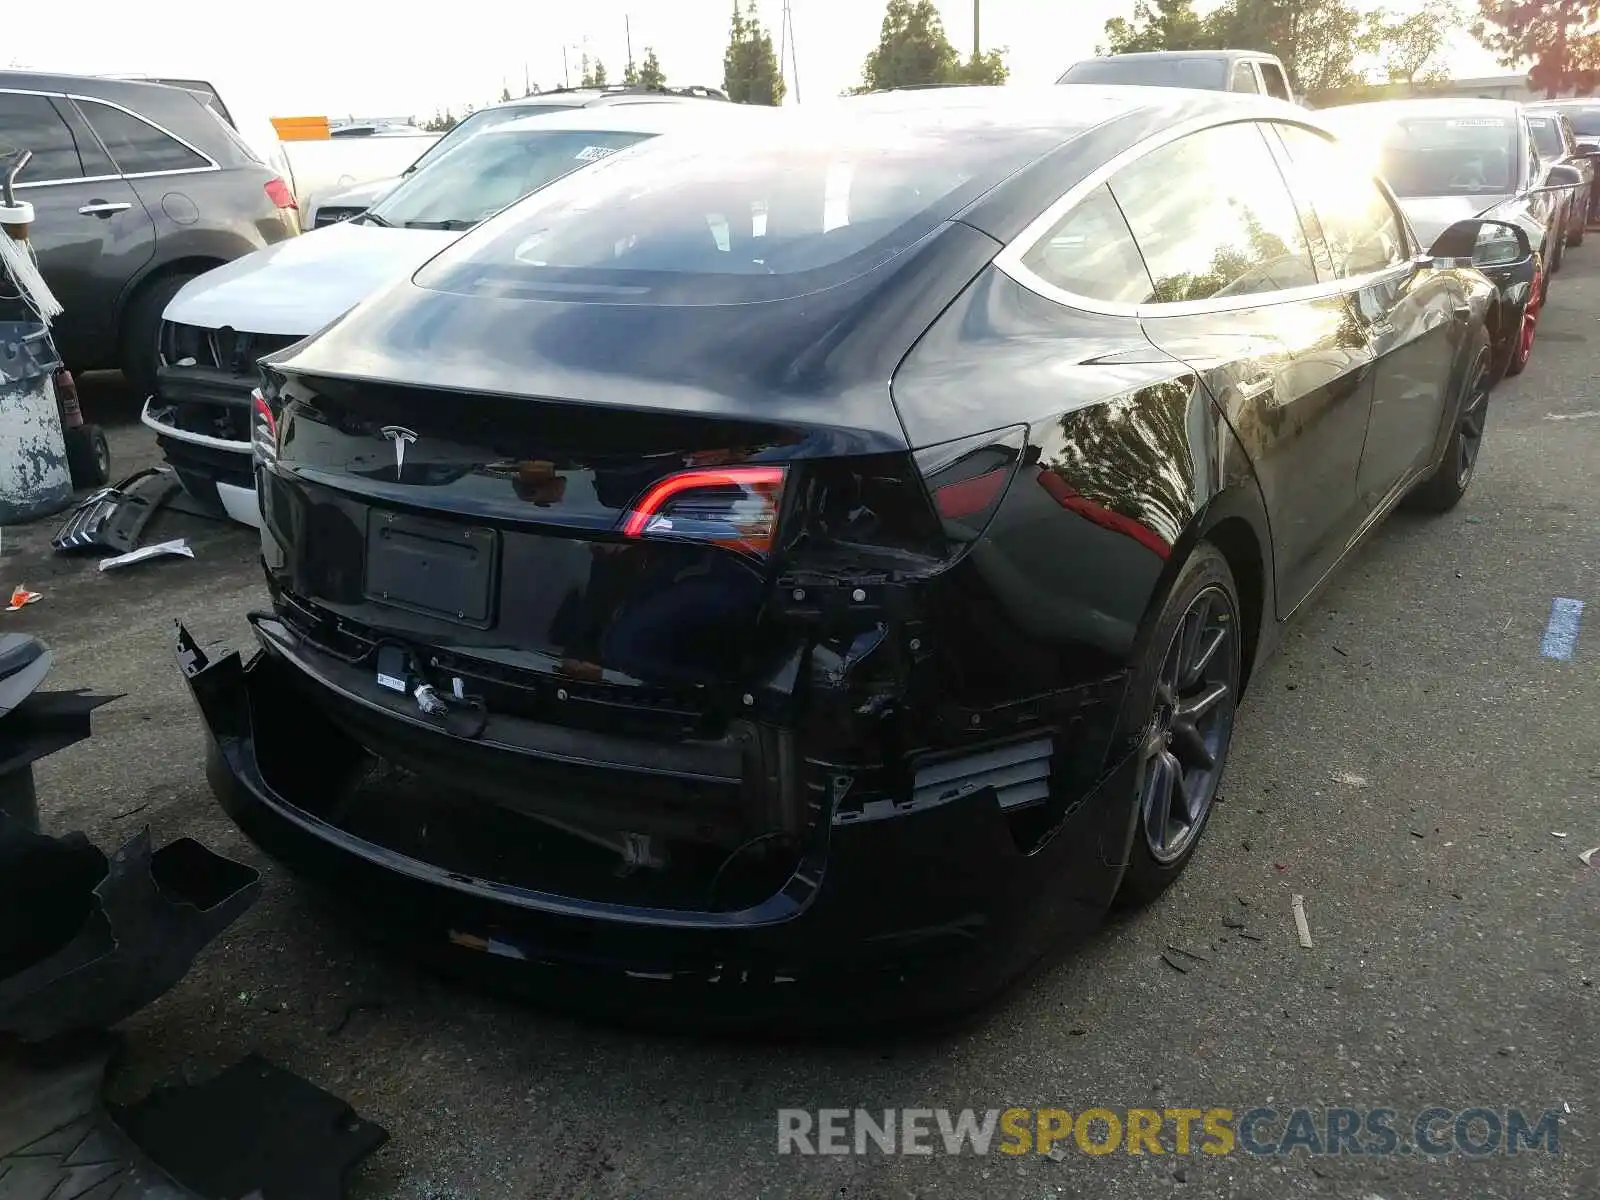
[416,115,1065,305]
[1527,115,1564,157]
[408,104,573,173]
[1059,57,1228,90]
[368,127,653,231]
[1340,115,1522,198]
[1561,107,1600,137]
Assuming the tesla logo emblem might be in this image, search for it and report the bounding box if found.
[380,426,417,478]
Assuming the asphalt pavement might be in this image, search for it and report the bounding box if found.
[4,251,1598,1199]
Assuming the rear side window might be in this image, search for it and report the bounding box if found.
[1259,63,1292,100]
[0,92,85,183]
[1109,121,1320,302]
[1019,184,1154,304]
[1273,123,1408,278]
[1528,116,1563,158]
[77,99,210,175]
[1059,57,1228,89]
[1232,63,1261,93]
[417,116,1066,304]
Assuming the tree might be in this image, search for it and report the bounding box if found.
[948,49,1010,85]
[580,55,609,88]
[423,109,458,132]
[859,0,958,91]
[1375,0,1461,85]
[723,1,787,105]
[499,85,513,102]
[856,0,1011,92]
[1102,0,1216,54]
[639,48,667,89]
[1472,0,1600,97]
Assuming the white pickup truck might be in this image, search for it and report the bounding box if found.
[1058,50,1297,105]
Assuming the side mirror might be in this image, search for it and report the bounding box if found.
[1548,162,1584,188]
[1427,218,1532,269]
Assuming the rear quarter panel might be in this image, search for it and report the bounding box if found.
[891,266,1275,682]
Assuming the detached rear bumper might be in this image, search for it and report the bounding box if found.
[177,618,1138,1026]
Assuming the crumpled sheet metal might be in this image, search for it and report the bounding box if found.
[0,813,260,1042]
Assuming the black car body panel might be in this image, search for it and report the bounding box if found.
[0,71,295,376]
[180,88,1503,1019]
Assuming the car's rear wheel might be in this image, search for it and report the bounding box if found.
[1410,330,1492,513]
[1550,230,1566,274]
[1505,268,1542,378]
[1115,544,1242,907]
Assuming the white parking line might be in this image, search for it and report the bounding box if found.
[1539,598,1585,661]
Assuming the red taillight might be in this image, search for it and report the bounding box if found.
[251,388,277,462]
[264,177,296,210]
[932,468,1008,520]
[914,426,1027,543]
[621,465,787,557]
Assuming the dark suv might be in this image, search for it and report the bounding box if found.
[0,72,298,394]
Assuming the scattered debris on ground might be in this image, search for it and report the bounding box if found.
[1292,894,1314,949]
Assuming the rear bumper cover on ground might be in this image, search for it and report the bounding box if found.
[177,617,1140,1020]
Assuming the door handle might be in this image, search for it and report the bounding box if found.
[78,201,131,217]
[1237,373,1275,400]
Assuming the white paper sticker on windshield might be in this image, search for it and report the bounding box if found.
[574,145,620,162]
[1448,118,1510,127]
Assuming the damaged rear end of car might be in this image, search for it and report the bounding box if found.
[177,104,1144,1020]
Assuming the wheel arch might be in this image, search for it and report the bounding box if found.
[113,254,228,330]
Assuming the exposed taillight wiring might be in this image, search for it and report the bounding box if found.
[621,465,787,558]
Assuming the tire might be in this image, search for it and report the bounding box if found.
[1505,265,1543,379]
[117,270,201,398]
[64,424,110,490]
[1115,543,1243,907]
[1570,216,1586,247]
[1550,230,1565,274]
[1409,328,1492,513]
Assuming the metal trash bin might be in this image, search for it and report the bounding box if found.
[0,321,71,524]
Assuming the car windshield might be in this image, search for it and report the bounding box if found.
[366,127,654,231]
[1527,115,1564,157]
[415,111,1071,305]
[1361,115,1521,197]
[1058,57,1228,89]
[405,104,574,174]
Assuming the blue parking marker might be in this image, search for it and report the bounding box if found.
[1540,598,1585,661]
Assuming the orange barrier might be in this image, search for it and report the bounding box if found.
[271,116,331,141]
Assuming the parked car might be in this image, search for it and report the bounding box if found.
[304,84,731,229]
[1523,98,1600,225]
[1524,108,1591,247]
[1319,98,1575,377]
[180,86,1521,1025]
[0,71,299,394]
[150,100,767,527]
[1058,50,1296,104]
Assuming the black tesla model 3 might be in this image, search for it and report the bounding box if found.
[179,86,1528,1026]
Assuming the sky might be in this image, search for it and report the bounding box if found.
[15,0,1503,125]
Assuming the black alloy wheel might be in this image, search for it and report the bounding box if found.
[1117,544,1242,905]
[1409,331,1492,513]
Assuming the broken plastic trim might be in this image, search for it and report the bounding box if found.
[0,813,260,1042]
[51,467,183,555]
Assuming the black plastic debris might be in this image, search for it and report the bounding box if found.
[0,814,260,1042]
[0,1038,389,1200]
[52,468,183,555]
[112,1056,389,1200]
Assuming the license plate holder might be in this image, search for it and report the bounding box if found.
[364,510,497,627]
